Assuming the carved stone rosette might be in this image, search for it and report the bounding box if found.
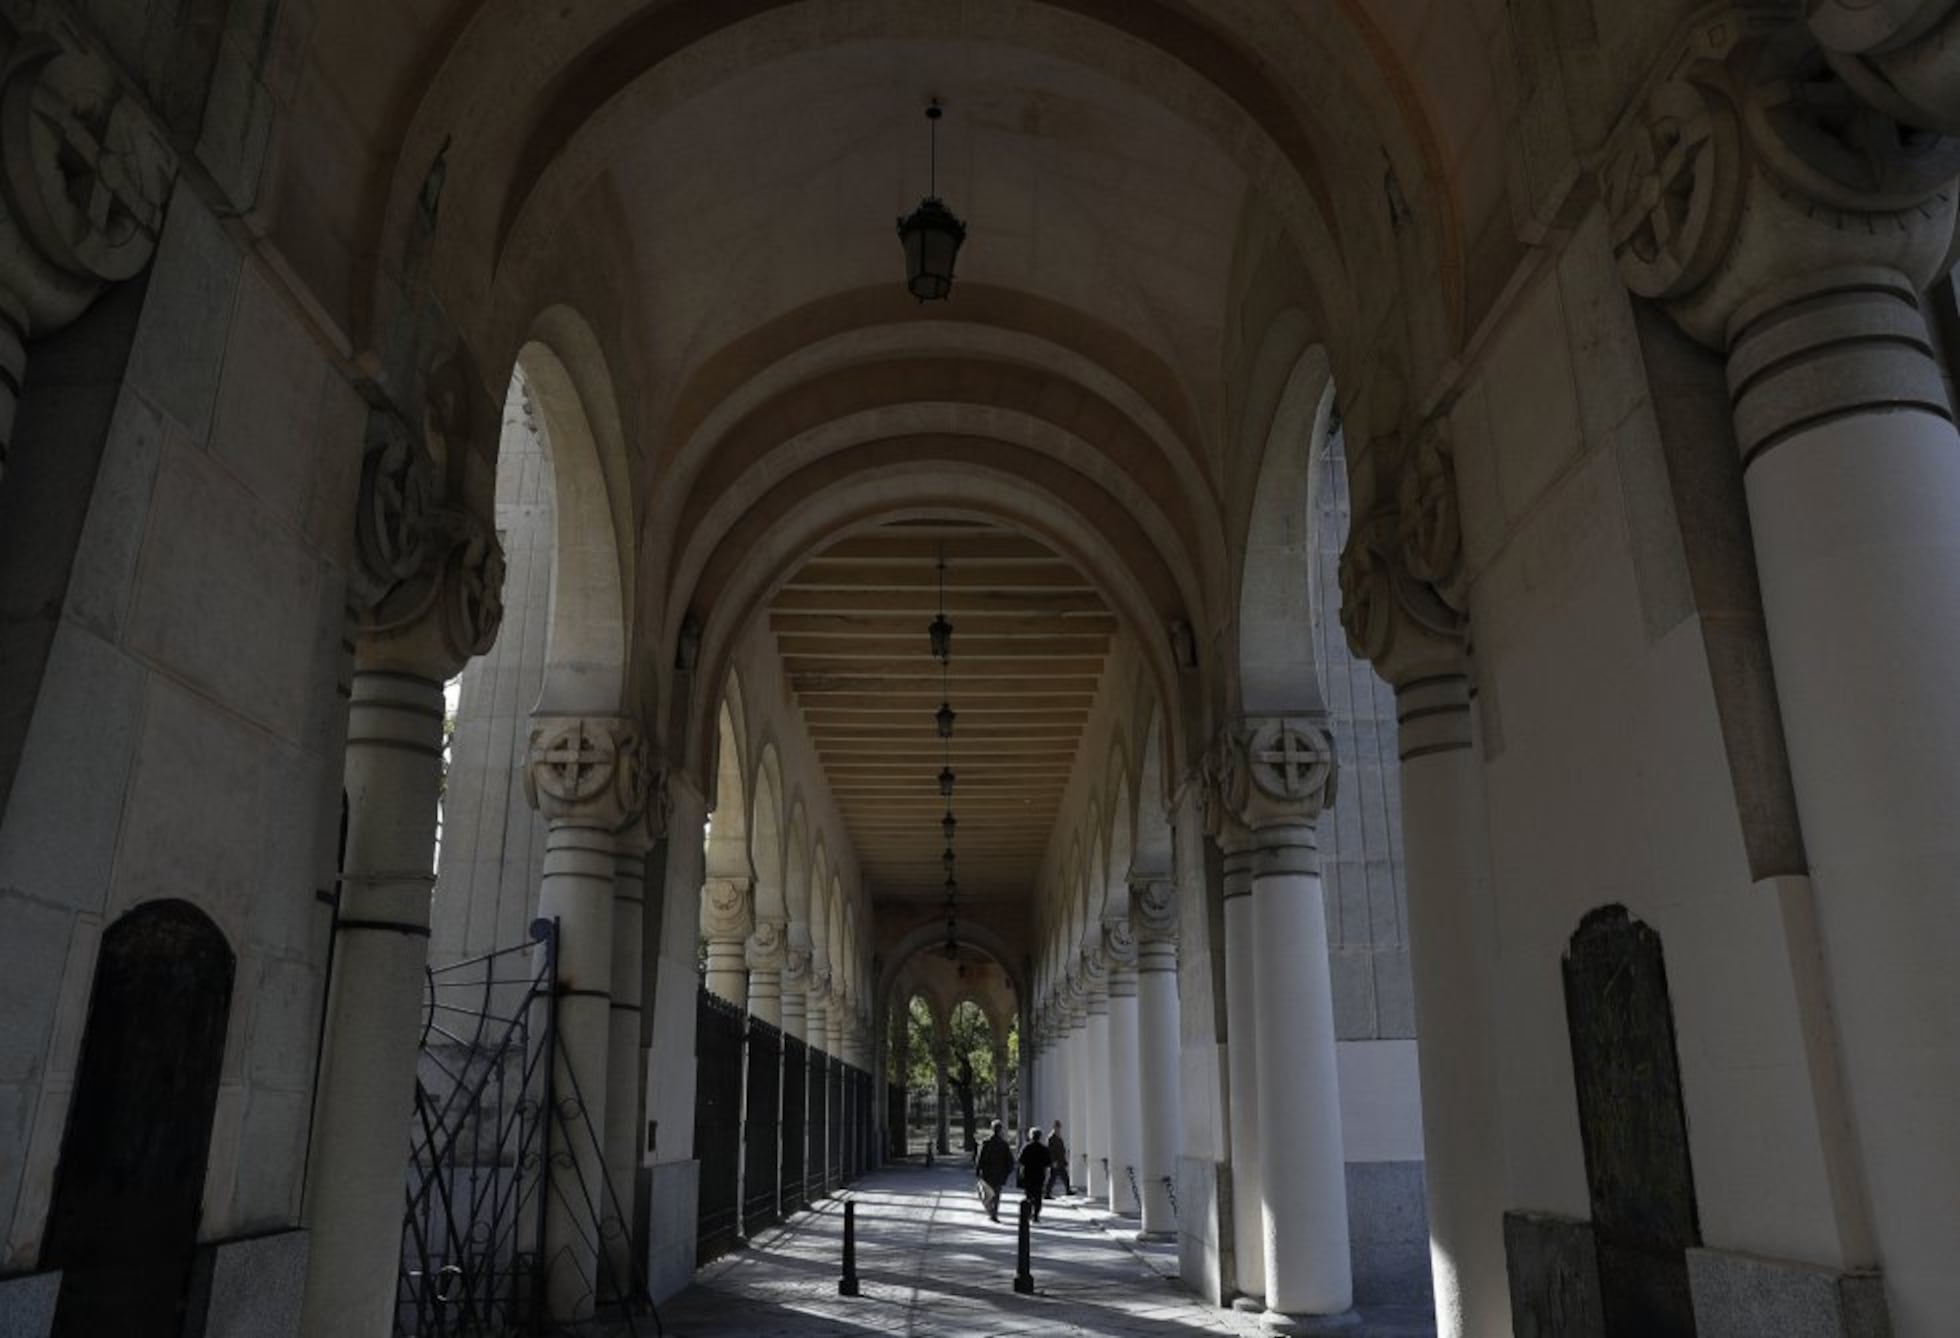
[782,944,810,993]
[1102,916,1139,998]
[1601,7,1960,348]
[358,502,507,677]
[1213,717,1340,832]
[524,716,649,830]
[700,876,755,944]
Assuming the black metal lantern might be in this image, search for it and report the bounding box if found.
[942,811,957,840]
[938,766,956,798]
[928,613,953,662]
[936,700,957,738]
[897,103,966,302]
[943,846,956,875]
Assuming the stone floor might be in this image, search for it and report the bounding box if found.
[639,1162,1436,1337]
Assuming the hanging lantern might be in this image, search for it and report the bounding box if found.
[936,700,957,739]
[939,766,956,798]
[928,612,953,662]
[942,811,957,840]
[942,846,956,875]
[897,103,967,302]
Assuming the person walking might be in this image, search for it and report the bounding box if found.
[1046,1119,1072,1199]
[974,1119,1015,1221]
[1017,1128,1052,1223]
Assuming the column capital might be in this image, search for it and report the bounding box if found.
[0,27,177,335]
[1208,716,1339,831]
[1338,488,1468,690]
[782,944,810,991]
[1101,915,1139,970]
[1602,8,1960,349]
[355,492,506,679]
[745,917,788,973]
[1129,877,1180,946]
[700,875,754,941]
[524,715,651,829]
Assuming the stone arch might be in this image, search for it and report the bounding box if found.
[1237,339,1337,717]
[783,800,811,950]
[40,900,235,1336]
[877,920,1030,1021]
[705,678,750,882]
[1133,704,1173,874]
[515,317,631,715]
[1105,763,1134,919]
[750,744,787,926]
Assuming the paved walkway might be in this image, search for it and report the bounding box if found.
[650,1162,1435,1337]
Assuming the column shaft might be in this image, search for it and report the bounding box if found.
[1730,269,1960,1329]
[1069,1018,1090,1190]
[1252,821,1352,1318]
[299,670,446,1338]
[1136,940,1183,1237]
[603,848,647,1301]
[1087,995,1112,1203]
[1106,977,1142,1216]
[539,821,616,1322]
[1221,845,1266,1299]
[1397,674,1510,1337]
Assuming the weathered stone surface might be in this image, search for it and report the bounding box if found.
[1687,1249,1892,1338]
[183,1230,309,1338]
[0,1270,57,1338]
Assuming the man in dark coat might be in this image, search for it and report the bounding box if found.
[1046,1120,1072,1198]
[1016,1128,1052,1222]
[974,1119,1015,1221]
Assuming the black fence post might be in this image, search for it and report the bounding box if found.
[1013,1197,1035,1294]
[838,1199,861,1296]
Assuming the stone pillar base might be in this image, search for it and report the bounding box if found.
[1687,1248,1891,1338]
[0,1271,58,1338]
[183,1230,309,1338]
[1261,1310,1361,1334]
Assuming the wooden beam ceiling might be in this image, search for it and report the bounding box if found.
[770,521,1110,903]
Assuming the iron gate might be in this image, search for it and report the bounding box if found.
[805,1047,828,1201]
[396,920,555,1337]
[693,986,745,1264]
[781,1034,807,1213]
[741,1016,782,1235]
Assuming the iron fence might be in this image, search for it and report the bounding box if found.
[741,1016,782,1236]
[693,987,745,1264]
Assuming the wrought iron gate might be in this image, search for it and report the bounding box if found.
[804,1047,828,1202]
[781,1034,807,1213]
[741,1016,782,1235]
[396,921,555,1337]
[693,986,745,1264]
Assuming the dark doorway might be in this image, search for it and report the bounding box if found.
[1562,905,1700,1337]
[41,900,236,1338]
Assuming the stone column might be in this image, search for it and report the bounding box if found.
[1342,435,1512,1337]
[992,1038,1011,1131]
[745,919,786,1027]
[1066,978,1091,1191]
[781,942,810,1041]
[0,35,175,485]
[934,1040,952,1154]
[1604,19,1960,1328]
[827,984,847,1057]
[525,714,649,1322]
[1131,877,1183,1238]
[1227,717,1353,1325]
[301,458,505,1338]
[1084,951,1113,1204]
[700,877,753,1007]
[1211,806,1267,1304]
[805,966,830,1052]
[1102,918,1143,1217]
[603,791,662,1304]
[806,967,830,1185]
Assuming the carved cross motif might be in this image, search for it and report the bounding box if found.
[538,721,612,800]
[1247,719,1334,805]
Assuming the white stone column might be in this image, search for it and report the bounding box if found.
[1216,821,1267,1303]
[1605,28,1960,1327]
[301,483,504,1338]
[526,714,649,1323]
[1103,918,1143,1217]
[603,832,651,1299]
[700,877,753,1007]
[745,919,786,1027]
[934,1041,952,1154]
[1085,958,1113,1206]
[781,944,809,1041]
[1066,987,1091,1190]
[1131,877,1183,1238]
[993,1038,1011,1131]
[806,970,830,1185]
[0,38,175,487]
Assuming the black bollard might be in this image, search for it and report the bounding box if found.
[838,1199,861,1296]
[1013,1197,1035,1294]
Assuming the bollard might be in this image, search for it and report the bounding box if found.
[838,1199,861,1296]
[1013,1197,1035,1294]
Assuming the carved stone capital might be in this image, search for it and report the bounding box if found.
[350,411,435,609]
[1810,0,1960,135]
[700,876,754,942]
[523,715,649,829]
[1397,425,1468,610]
[0,30,176,334]
[1604,10,1960,347]
[1339,508,1466,686]
[746,918,787,973]
[1129,878,1180,945]
[1213,717,1339,830]
[357,504,506,678]
[1101,916,1139,971]
[612,761,672,853]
